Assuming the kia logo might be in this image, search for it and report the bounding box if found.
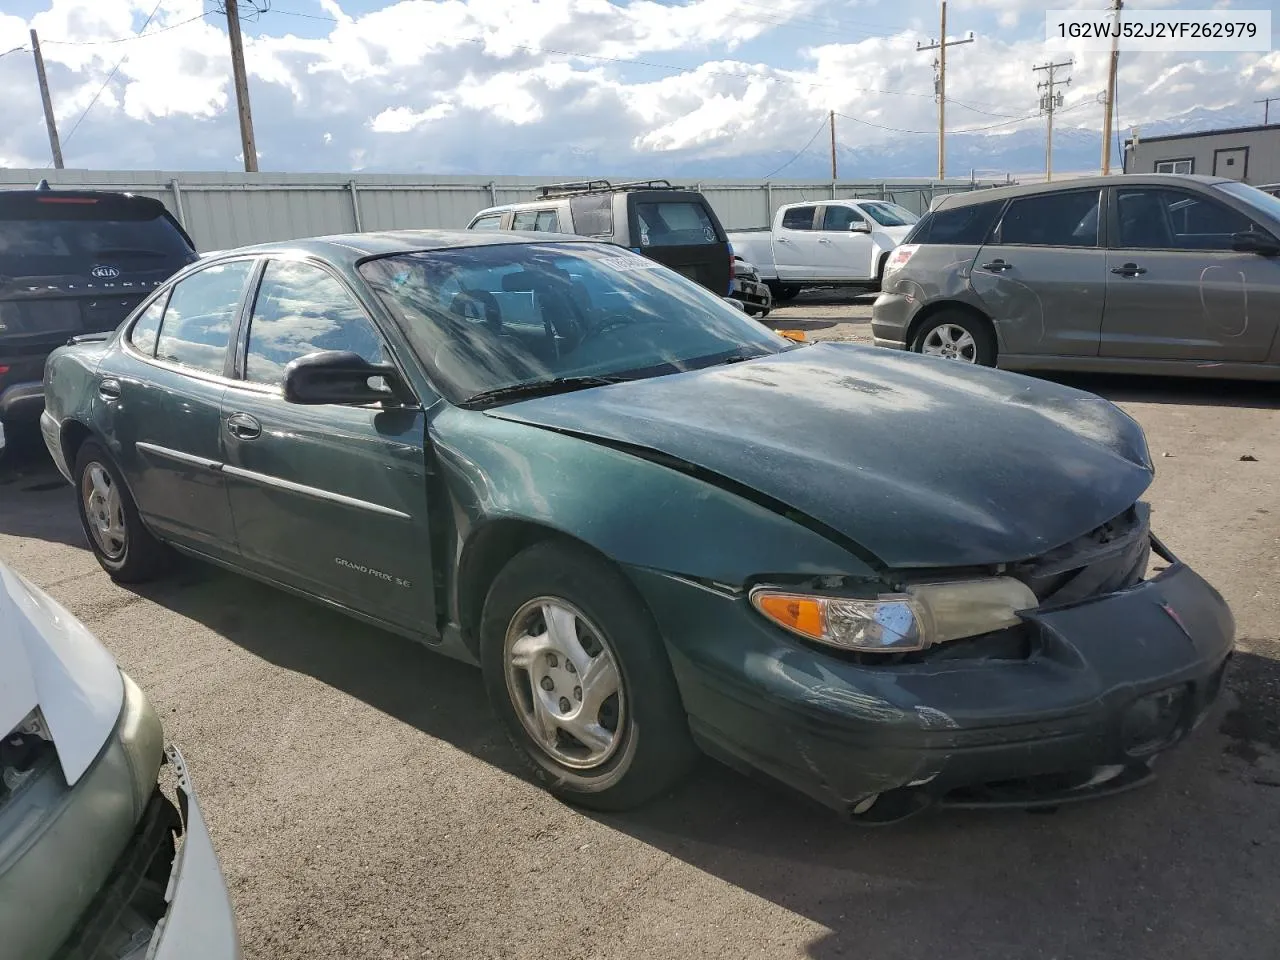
[90,265,121,279]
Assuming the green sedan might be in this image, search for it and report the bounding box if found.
[41,231,1234,822]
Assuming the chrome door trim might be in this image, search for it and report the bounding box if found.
[135,442,222,471]
[219,464,413,520]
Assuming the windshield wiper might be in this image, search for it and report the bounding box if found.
[457,375,630,409]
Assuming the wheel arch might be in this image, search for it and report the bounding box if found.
[905,300,996,352]
[455,518,640,662]
[59,418,96,477]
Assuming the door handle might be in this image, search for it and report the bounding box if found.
[818,238,832,244]
[777,237,791,243]
[981,259,1013,272]
[225,412,261,441]
[1111,263,1148,277]
[98,379,121,401]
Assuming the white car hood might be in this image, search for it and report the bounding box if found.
[878,224,915,244]
[0,563,123,785]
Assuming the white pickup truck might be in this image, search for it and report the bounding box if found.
[726,199,919,300]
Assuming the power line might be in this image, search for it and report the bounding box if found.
[763,117,829,179]
[59,0,164,156]
[41,12,212,45]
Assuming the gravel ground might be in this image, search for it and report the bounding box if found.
[2,304,1278,960]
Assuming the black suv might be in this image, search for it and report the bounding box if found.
[0,183,197,429]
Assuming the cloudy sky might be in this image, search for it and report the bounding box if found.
[0,0,1275,178]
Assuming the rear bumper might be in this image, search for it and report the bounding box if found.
[0,381,45,422]
[40,410,72,482]
[730,277,772,310]
[870,292,913,350]
[629,556,1234,819]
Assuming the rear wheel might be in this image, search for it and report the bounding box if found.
[911,310,997,367]
[480,540,698,811]
[74,440,171,583]
[768,282,800,302]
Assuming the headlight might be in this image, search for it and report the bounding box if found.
[1,708,55,804]
[749,577,1038,653]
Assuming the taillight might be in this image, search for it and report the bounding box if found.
[884,244,918,274]
[0,365,9,377]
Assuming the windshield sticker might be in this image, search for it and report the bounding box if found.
[597,256,661,271]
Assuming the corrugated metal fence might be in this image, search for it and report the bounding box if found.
[0,169,1009,253]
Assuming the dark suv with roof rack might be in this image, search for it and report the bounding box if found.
[0,183,198,432]
[466,179,733,299]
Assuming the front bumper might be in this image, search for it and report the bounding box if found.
[730,277,772,312]
[630,555,1234,819]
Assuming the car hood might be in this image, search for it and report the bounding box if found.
[486,342,1154,569]
[0,562,123,785]
[877,224,915,243]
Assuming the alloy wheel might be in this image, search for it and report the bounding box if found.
[82,462,127,559]
[504,597,625,770]
[921,324,978,363]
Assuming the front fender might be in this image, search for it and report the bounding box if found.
[430,406,876,589]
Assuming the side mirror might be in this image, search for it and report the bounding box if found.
[850,221,871,234]
[283,350,412,406]
[1231,230,1280,256]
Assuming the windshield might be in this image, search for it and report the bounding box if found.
[358,242,792,405]
[1218,181,1280,226]
[858,202,920,227]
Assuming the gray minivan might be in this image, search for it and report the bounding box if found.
[871,174,1280,379]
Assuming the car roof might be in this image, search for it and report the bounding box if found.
[933,174,1232,211]
[201,229,598,267]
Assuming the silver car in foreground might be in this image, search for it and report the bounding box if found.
[871,174,1280,380]
[0,559,240,960]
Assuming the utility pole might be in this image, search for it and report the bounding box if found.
[829,110,838,181]
[222,0,259,172]
[30,30,64,170]
[1256,97,1280,124]
[1100,0,1122,174]
[1035,59,1073,182]
[917,1,975,181]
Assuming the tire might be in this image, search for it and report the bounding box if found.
[768,283,800,302]
[871,252,890,292]
[480,540,698,811]
[73,440,171,583]
[911,310,997,367]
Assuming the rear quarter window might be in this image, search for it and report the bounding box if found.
[908,200,1004,245]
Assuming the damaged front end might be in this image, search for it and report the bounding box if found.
[656,501,1235,825]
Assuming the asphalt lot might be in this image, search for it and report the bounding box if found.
[2,293,1278,960]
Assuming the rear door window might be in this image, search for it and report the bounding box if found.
[155,260,254,375]
[511,211,538,231]
[992,190,1101,247]
[781,206,817,231]
[535,210,561,232]
[633,201,719,247]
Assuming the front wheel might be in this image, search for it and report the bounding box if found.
[911,311,997,367]
[480,540,698,811]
